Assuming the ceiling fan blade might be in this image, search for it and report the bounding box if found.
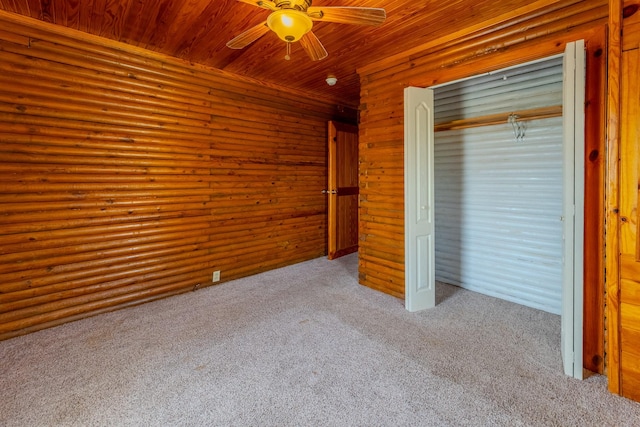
[236,0,277,11]
[306,7,386,25]
[226,21,270,49]
[299,31,328,61]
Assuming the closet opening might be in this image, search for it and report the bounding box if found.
[404,42,585,378]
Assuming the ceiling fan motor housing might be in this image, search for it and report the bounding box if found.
[275,0,313,11]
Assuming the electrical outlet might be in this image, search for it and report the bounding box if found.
[212,270,220,282]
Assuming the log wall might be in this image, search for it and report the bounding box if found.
[357,0,607,372]
[0,11,353,340]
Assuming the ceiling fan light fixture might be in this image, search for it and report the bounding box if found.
[267,9,313,42]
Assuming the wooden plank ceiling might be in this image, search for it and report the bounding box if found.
[0,0,540,107]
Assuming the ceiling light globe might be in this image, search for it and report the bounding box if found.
[267,10,313,43]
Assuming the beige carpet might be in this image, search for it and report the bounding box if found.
[1,253,639,426]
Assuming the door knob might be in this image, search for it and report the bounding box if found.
[322,189,328,194]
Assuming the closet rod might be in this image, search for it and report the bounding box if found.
[434,105,562,132]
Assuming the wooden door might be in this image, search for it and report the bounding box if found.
[327,121,359,260]
[618,45,640,402]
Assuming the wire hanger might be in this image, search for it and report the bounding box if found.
[508,114,526,142]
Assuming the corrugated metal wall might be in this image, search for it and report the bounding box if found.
[433,57,564,314]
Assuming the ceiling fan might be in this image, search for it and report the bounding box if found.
[226,0,386,61]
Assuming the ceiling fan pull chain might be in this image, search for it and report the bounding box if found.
[285,42,291,60]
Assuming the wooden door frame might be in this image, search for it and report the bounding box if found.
[605,0,622,395]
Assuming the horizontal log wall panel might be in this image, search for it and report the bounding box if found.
[0,12,347,340]
[0,18,346,119]
[357,1,607,299]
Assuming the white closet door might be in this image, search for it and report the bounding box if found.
[404,87,436,312]
[561,40,585,379]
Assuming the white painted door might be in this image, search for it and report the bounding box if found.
[404,87,435,311]
[561,40,585,379]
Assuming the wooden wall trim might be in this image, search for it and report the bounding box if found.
[606,0,623,394]
[583,26,607,374]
